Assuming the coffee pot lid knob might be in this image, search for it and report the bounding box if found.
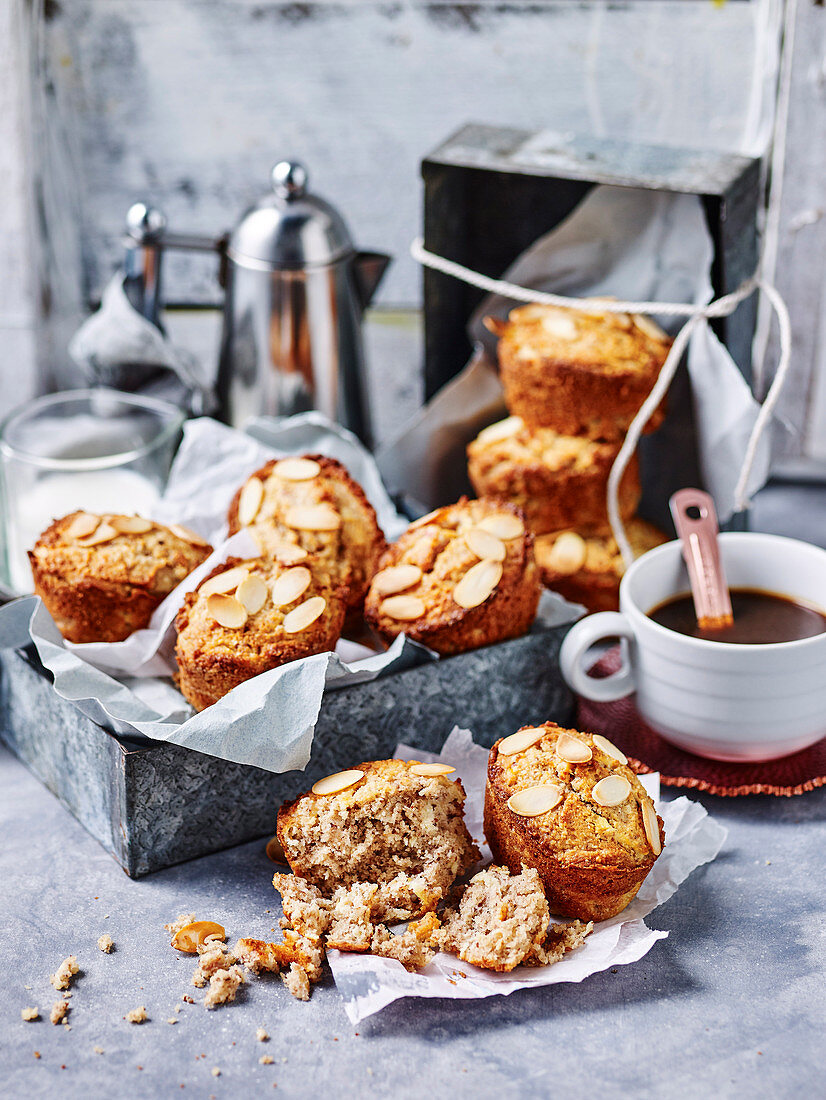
[228,160,353,269]
[271,160,308,199]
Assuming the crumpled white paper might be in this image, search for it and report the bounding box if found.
[379,186,772,524]
[0,416,438,772]
[328,727,726,1024]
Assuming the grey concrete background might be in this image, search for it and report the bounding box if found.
[1,484,825,1099]
[2,736,824,1100]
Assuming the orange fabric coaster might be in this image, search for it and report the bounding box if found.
[577,650,826,797]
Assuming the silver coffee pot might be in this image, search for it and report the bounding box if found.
[124,161,390,448]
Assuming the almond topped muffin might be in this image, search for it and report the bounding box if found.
[364,498,540,656]
[485,722,664,921]
[174,555,346,710]
[276,758,481,921]
[29,512,212,643]
[491,303,672,441]
[227,455,386,615]
[535,519,668,612]
[467,415,640,535]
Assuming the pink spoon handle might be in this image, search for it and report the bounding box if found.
[669,488,733,630]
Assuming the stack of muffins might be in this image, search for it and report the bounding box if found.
[468,302,672,611]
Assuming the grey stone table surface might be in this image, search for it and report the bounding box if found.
[1,480,825,1099]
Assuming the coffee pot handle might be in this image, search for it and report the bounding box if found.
[559,612,637,702]
[123,203,225,329]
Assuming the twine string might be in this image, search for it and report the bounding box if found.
[410,238,792,567]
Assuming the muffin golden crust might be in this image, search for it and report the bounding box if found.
[174,555,346,710]
[364,498,541,656]
[492,304,671,441]
[467,415,640,536]
[29,512,211,643]
[227,454,386,614]
[276,759,481,921]
[535,519,668,613]
[485,722,664,921]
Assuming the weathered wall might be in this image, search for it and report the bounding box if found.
[10,0,826,460]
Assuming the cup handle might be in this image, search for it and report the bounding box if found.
[559,612,636,702]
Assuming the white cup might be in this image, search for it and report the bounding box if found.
[559,532,826,762]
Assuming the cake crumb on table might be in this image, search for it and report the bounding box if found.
[256,1028,269,1042]
[97,934,114,953]
[21,1007,40,1021]
[167,1018,178,1025]
[260,1055,274,1065]
[204,967,244,1009]
[125,1006,148,1024]
[49,956,79,991]
[211,1067,221,1077]
[165,913,196,938]
[93,1047,104,1055]
[33,1051,41,1059]
[50,1001,70,1025]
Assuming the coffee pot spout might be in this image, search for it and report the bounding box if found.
[353,251,392,311]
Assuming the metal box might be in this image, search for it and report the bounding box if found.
[0,625,573,877]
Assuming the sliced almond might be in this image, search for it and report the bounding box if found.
[265,834,287,864]
[271,566,312,608]
[371,564,423,597]
[542,313,578,340]
[592,734,628,766]
[632,313,669,343]
[507,785,563,817]
[380,594,425,621]
[546,531,587,576]
[408,508,442,530]
[283,595,326,633]
[76,521,118,547]
[64,512,100,541]
[207,593,248,629]
[409,763,456,777]
[311,769,365,796]
[498,726,546,757]
[270,541,309,565]
[273,457,321,482]
[169,523,210,547]
[591,774,632,808]
[200,565,250,598]
[453,558,503,610]
[642,800,662,855]
[284,505,340,532]
[465,528,506,563]
[556,732,593,763]
[477,512,524,541]
[109,515,154,535]
[477,416,523,446]
[238,477,264,526]
[236,573,268,614]
[171,921,226,954]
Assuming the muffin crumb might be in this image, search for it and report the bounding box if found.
[125,1006,148,1024]
[49,956,79,991]
[97,934,114,953]
[21,1007,39,1022]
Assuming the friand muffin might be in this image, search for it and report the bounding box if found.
[174,554,346,710]
[490,303,672,441]
[29,512,211,643]
[485,722,664,921]
[364,498,540,656]
[276,758,481,921]
[467,414,640,535]
[535,519,668,612]
[227,454,385,615]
